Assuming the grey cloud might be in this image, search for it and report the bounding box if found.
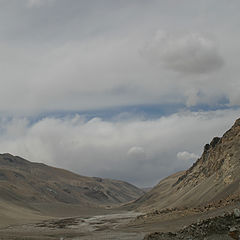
[227,81,240,106]
[0,0,237,114]
[0,1,238,113]
[142,32,224,74]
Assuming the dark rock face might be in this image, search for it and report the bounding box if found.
[204,143,210,152]
[210,137,221,148]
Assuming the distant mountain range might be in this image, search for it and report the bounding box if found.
[0,153,144,205]
[0,153,144,226]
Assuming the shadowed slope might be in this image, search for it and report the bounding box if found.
[0,153,144,205]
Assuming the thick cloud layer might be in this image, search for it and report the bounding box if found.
[0,1,238,113]
[0,109,239,186]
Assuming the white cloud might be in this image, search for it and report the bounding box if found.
[0,109,239,186]
[177,151,199,161]
[142,32,224,74]
[127,146,146,160]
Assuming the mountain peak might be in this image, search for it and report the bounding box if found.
[233,118,240,127]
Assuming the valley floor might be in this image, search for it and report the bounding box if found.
[0,202,240,240]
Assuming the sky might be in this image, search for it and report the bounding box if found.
[0,0,240,187]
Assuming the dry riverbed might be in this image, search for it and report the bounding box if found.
[0,211,146,240]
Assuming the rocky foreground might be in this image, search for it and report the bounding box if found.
[144,209,240,240]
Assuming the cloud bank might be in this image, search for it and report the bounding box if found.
[0,109,239,186]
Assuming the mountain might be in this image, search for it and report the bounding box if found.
[0,153,144,225]
[131,118,240,211]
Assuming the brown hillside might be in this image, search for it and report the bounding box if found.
[0,153,143,209]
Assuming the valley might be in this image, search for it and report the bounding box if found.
[0,201,240,239]
[1,1,240,239]
[1,118,240,239]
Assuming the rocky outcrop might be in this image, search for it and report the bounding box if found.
[144,209,240,240]
[174,118,240,191]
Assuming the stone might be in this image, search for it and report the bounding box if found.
[234,209,240,218]
[210,137,220,148]
[230,227,237,232]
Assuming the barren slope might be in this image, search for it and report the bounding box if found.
[131,118,240,211]
[0,154,144,212]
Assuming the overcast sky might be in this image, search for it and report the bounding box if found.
[0,0,240,186]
